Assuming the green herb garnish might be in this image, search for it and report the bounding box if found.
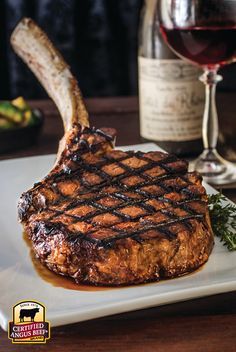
[208,193,236,251]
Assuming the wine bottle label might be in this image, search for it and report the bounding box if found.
[138,57,204,142]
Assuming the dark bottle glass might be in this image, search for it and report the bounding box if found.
[138,0,204,156]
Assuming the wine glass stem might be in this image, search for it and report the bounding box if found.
[199,70,222,150]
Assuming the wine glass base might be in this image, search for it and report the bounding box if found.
[190,149,236,185]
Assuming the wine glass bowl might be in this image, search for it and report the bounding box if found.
[161,26,236,69]
[158,0,236,185]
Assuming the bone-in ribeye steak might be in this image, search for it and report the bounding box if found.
[13,18,214,286]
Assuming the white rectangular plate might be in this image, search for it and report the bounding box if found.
[0,143,235,332]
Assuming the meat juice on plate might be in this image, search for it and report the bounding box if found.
[23,232,108,292]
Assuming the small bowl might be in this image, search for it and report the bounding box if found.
[0,109,44,154]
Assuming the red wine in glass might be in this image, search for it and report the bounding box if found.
[160,26,236,68]
[158,0,236,185]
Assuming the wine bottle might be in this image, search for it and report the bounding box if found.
[138,0,204,156]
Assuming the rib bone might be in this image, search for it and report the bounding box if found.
[10,17,89,132]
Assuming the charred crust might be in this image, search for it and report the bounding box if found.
[19,126,214,286]
[18,192,33,221]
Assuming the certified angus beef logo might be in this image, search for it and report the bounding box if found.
[8,300,50,344]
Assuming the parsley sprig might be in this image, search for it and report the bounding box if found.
[208,193,236,251]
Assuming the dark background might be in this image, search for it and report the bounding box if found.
[0,0,236,99]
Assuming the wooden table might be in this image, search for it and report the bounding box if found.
[0,96,236,351]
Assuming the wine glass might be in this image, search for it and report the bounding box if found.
[158,0,236,185]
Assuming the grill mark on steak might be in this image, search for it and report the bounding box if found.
[19,127,208,248]
[23,155,189,206]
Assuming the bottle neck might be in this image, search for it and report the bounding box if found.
[139,0,177,59]
[145,0,158,16]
